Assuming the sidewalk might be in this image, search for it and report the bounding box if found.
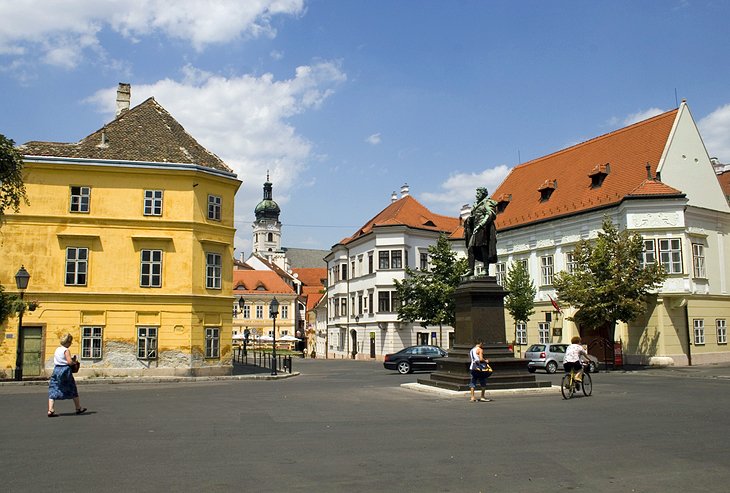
[0,362,299,387]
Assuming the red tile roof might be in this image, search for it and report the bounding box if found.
[718,170,730,200]
[340,195,461,245]
[493,109,682,231]
[292,267,327,287]
[232,270,295,295]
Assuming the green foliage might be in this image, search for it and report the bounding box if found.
[394,234,468,328]
[0,133,28,221]
[504,261,536,324]
[553,217,666,333]
[0,134,29,322]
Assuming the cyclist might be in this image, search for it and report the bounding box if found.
[563,336,590,382]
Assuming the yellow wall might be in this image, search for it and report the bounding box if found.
[0,159,240,378]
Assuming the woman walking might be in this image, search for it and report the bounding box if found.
[47,333,86,417]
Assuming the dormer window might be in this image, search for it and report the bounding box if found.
[495,193,512,213]
[589,163,610,188]
[538,180,557,202]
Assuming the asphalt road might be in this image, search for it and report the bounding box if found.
[2,360,730,493]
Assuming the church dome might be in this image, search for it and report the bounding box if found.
[254,178,280,220]
[255,198,280,220]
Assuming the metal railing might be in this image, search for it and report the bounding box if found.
[234,346,293,374]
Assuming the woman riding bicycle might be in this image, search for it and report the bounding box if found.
[563,336,590,382]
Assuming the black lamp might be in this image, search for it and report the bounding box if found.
[269,297,280,376]
[14,266,30,381]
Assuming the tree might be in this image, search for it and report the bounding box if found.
[0,134,28,324]
[553,217,666,341]
[394,234,468,346]
[0,133,27,221]
[503,260,536,352]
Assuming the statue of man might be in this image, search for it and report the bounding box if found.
[464,187,498,276]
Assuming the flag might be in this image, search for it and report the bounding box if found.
[548,294,562,314]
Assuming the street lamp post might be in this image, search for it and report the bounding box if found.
[14,266,30,381]
[269,297,280,376]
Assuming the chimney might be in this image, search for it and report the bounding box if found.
[116,83,131,116]
[391,191,398,203]
[460,203,472,221]
[400,183,410,197]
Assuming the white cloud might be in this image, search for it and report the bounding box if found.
[86,61,346,253]
[0,0,305,68]
[365,133,381,145]
[699,103,730,162]
[420,165,511,215]
[622,107,665,126]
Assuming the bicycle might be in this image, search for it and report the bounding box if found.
[561,362,593,399]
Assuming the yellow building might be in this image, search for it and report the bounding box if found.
[0,84,241,378]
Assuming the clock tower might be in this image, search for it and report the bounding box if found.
[252,173,282,260]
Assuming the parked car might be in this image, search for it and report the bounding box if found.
[383,345,447,374]
[525,343,599,374]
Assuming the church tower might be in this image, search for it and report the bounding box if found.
[252,172,282,261]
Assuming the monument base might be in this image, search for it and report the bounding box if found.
[419,276,550,391]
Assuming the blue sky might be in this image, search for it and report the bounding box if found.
[2,0,730,254]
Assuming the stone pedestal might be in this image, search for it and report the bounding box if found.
[418,277,550,391]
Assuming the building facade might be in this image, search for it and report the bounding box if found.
[491,101,730,366]
[324,185,461,359]
[0,84,241,378]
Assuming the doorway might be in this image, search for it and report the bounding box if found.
[21,326,43,377]
[369,331,376,358]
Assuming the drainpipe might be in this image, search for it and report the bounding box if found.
[684,302,692,366]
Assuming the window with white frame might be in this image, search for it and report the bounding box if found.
[378,291,392,312]
[281,305,289,319]
[495,263,506,286]
[81,326,103,359]
[642,239,657,268]
[340,298,347,316]
[205,327,220,358]
[207,194,222,221]
[659,238,682,274]
[693,319,705,345]
[255,305,264,319]
[518,258,528,272]
[70,186,90,213]
[65,247,88,286]
[565,252,578,274]
[540,255,554,286]
[391,250,402,269]
[717,319,727,345]
[368,253,374,274]
[341,263,348,280]
[206,252,222,289]
[379,251,390,269]
[516,322,527,345]
[243,305,250,318]
[420,251,429,271]
[140,249,162,287]
[692,243,706,278]
[538,322,550,344]
[144,190,163,216]
[137,327,157,359]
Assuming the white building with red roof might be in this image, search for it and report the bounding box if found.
[325,184,463,359]
[492,101,730,366]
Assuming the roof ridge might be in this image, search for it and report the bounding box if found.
[513,108,679,171]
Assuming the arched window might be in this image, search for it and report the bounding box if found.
[267,233,273,242]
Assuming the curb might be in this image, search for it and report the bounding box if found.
[400,382,560,398]
[0,372,300,387]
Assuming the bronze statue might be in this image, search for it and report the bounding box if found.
[464,187,498,276]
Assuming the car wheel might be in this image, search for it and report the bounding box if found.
[397,361,412,374]
[527,366,536,373]
[545,361,558,374]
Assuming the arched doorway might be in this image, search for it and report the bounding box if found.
[575,313,615,368]
[350,329,358,359]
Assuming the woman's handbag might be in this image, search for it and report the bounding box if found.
[477,362,493,375]
[70,357,80,373]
